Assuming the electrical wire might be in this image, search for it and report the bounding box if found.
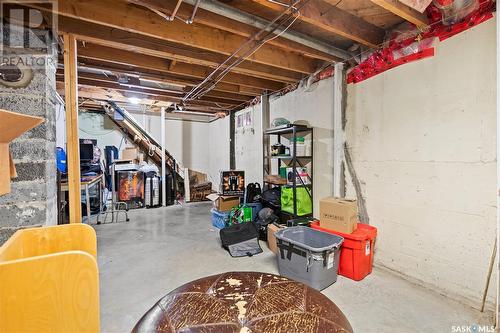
[182,0,308,104]
[184,11,300,101]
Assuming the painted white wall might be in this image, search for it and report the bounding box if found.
[146,116,210,173]
[269,80,335,215]
[234,80,334,215]
[235,105,264,185]
[78,112,125,152]
[78,111,231,192]
[345,18,497,310]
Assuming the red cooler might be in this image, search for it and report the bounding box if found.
[311,221,377,281]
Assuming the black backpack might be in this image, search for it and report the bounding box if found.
[220,222,263,257]
[245,183,262,203]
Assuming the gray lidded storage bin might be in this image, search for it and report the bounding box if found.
[275,226,343,290]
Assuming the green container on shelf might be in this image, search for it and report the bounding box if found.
[279,166,287,178]
[281,186,312,216]
[291,137,305,143]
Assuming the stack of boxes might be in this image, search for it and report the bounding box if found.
[207,171,245,229]
[312,197,377,281]
[266,196,378,281]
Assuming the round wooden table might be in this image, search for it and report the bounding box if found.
[132,271,353,333]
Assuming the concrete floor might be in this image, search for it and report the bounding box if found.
[95,202,493,333]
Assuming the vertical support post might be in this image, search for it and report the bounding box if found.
[333,62,346,198]
[261,93,270,182]
[63,33,82,223]
[496,0,499,326]
[161,107,166,207]
[230,110,235,170]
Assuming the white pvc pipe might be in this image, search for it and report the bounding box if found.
[161,107,167,206]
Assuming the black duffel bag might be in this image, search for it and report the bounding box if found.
[220,222,263,257]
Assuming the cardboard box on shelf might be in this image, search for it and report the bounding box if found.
[319,197,358,234]
[122,147,139,161]
[0,109,44,196]
[206,193,240,212]
[267,223,285,254]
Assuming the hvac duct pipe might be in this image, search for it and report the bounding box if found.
[182,0,350,60]
[161,107,167,206]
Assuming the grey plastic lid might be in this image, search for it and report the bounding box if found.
[274,226,343,252]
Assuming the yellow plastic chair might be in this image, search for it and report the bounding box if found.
[0,224,100,333]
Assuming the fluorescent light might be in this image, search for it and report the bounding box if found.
[128,97,141,105]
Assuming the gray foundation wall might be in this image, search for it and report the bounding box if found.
[0,25,59,244]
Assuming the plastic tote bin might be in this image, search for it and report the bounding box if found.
[311,221,377,281]
[274,226,343,290]
[244,202,263,221]
[211,208,230,229]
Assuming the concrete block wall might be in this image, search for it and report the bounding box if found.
[0,27,58,244]
[231,18,496,311]
[345,18,496,310]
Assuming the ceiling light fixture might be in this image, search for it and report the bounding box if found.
[128,97,141,105]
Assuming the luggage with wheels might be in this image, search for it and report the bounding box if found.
[145,172,161,208]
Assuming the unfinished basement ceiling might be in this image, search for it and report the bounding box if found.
[30,0,421,115]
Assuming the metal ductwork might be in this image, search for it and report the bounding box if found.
[182,0,351,60]
[433,0,479,25]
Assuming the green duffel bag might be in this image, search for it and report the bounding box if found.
[281,186,312,216]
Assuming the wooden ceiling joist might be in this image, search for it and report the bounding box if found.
[126,0,341,62]
[56,82,230,112]
[55,74,244,106]
[370,0,429,28]
[247,0,386,48]
[33,0,322,74]
[55,70,251,102]
[56,17,304,84]
[75,43,285,92]
[75,59,263,97]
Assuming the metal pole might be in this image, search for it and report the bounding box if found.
[161,107,166,206]
[496,1,499,325]
[333,62,345,198]
[261,93,270,183]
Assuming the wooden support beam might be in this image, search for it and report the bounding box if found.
[55,16,305,83]
[370,0,429,28]
[63,33,82,223]
[75,43,285,91]
[248,0,385,48]
[34,0,321,74]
